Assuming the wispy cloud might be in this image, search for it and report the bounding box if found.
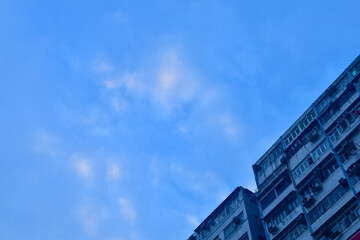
[101,49,199,114]
[111,96,128,112]
[118,197,137,220]
[107,161,122,181]
[71,154,93,182]
[167,162,230,201]
[186,215,200,227]
[92,58,113,73]
[33,130,61,157]
[58,104,112,136]
[218,113,242,140]
[76,201,109,235]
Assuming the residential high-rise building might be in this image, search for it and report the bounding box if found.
[188,55,360,240]
[253,55,360,240]
[188,187,266,240]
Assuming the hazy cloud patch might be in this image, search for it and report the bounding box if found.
[33,130,61,157]
[118,197,137,220]
[76,201,109,236]
[100,48,200,114]
[107,161,122,181]
[186,215,200,227]
[71,154,93,182]
[92,57,113,73]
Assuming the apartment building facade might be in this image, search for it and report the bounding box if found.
[188,187,266,240]
[253,56,360,240]
[188,55,360,240]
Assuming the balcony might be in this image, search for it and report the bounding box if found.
[293,148,332,186]
[311,190,354,232]
[354,174,360,194]
[258,163,287,194]
[269,205,302,239]
[331,119,360,151]
[323,91,359,131]
[302,169,343,212]
[263,185,295,218]
[340,215,360,240]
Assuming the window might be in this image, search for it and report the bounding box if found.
[336,75,350,92]
[256,144,284,184]
[308,185,350,223]
[330,205,360,234]
[261,190,276,209]
[226,197,240,213]
[311,141,329,160]
[339,140,358,162]
[350,174,360,185]
[316,97,331,114]
[268,198,300,227]
[284,111,316,146]
[224,221,236,239]
[292,156,311,179]
[322,159,339,180]
[284,224,307,240]
[261,175,291,209]
[275,175,291,195]
[329,124,345,143]
[351,62,360,76]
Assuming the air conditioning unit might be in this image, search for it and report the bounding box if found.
[268,224,278,234]
[233,216,243,225]
[303,194,316,208]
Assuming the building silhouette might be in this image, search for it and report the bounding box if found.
[189,55,360,240]
[188,187,266,240]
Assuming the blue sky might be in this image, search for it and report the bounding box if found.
[1,1,360,239]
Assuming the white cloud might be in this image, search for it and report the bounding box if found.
[112,96,128,112]
[113,10,126,23]
[186,215,200,227]
[107,161,122,181]
[101,49,199,113]
[77,204,99,235]
[118,197,137,220]
[59,104,113,136]
[94,48,245,141]
[33,130,60,157]
[218,113,241,140]
[152,50,198,110]
[71,154,93,181]
[92,58,113,73]
[76,202,109,235]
